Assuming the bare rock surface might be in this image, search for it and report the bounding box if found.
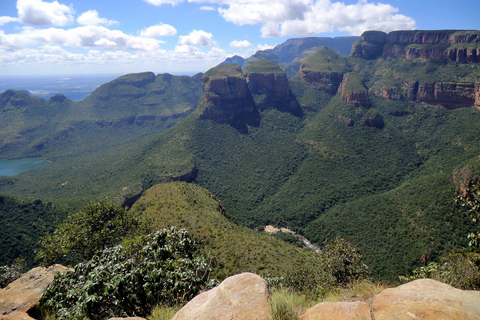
[300,301,371,320]
[301,279,480,320]
[0,264,71,320]
[171,272,270,320]
[373,278,480,320]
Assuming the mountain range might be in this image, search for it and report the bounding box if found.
[2,30,480,280]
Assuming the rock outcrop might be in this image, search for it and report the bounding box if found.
[372,79,480,110]
[170,273,270,320]
[199,64,260,133]
[338,73,369,107]
[0,265,71,320]
[300,279,480,320]
[352,30,480,63]
[373,278,480,319]
[299,47,349,95]
[244,61,302,115]
[363,112,384,128]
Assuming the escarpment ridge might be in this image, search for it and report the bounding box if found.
[352,29,480,62]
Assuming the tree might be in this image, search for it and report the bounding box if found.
[36,201,139,265]
[456,183,480,250]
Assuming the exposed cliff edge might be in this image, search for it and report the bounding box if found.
[338,72,369,107]
[244,61,302,115]
[299,47,349,94]
[352,30,480,63]
[199,64,260,133]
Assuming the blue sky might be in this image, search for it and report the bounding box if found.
[0,0,478,75]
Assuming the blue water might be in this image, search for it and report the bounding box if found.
[0,158,49,176]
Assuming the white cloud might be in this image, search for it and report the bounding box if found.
[17,0,74,26]
[230,40,253,48]
[200,6,216,11]
[143,0,415,37]
[142,0,184,6]
[140,23,177,37]
[0,16,20,25]
[77,10,118,26]
[179,30,216,47]
[0,25,162,51]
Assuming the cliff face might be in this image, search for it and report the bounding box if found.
[199,64,260,132]
[338,73,369,107]
[372,80,480,110]
[352,30,480,63]
[299,47,349,95]
[244,61,301,114]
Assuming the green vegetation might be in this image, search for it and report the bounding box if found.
[0,195,66,267]
[203,64,243,78]
[0,258,26,288]
[301,47,349,73]
[243,60,285,74]
[36,202,139,266]
[399,251,480,290]
[37,227,211,320]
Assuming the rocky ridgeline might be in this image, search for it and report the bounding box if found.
[199,62,300,132]
[352,30,480,63]
[3,270,480,320]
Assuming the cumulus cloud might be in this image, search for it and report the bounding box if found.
[77,10,118,26]
[230,40,253,48]
[142,0,184,6]
[17,0,74,26]
[179,30,216,47]
[0,25,162,51]
[140,23,177,37]
[200,6,216,11]
[0,16,20,25]
[144,0,416,37]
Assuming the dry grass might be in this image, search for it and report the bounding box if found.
[148,305,181,320]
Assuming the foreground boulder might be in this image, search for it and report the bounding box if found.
[171,272,270,320]
[373,278,480,319]
[0,264,71,320]
[300,278,480,320]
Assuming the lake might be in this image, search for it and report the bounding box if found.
[0,158,50,176]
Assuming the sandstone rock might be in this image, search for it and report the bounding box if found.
[300,301,371,320]
[107,317,146,320]
[373,279,480,320]
[171,272,270,320]
[199,64,260,133]
[244,61,301,114]
[338,73,369,107]
[352,30,480,63]
[0,264,71,320]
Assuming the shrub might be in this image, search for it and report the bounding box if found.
[399,251,480,290]
[36,201,139,266]
[37,227,211,320]
[269,288,310,320]
[0,258,26,288]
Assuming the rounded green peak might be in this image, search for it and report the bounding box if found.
[302,47,347,73]
[243,60,284,75]
[203,64,244,79]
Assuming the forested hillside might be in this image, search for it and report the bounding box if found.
[1,30,480,280]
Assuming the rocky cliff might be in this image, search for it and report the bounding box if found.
[199,64,260,133]
[244,61,301,115]
[338,72,369,107]
[299,47,349,95]
[352,30,480,63]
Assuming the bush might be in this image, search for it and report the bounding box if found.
[36,201,139,265]
[0,258,26,288]
[399,251,480,290]
[269,288,310,320]
[37,227,212,320]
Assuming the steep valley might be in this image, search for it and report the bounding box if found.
[1,30,480,280]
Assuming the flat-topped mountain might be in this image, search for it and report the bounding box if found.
[352,29,480,62]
